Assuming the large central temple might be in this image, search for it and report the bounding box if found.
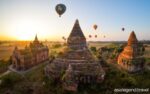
[45,19,105,91]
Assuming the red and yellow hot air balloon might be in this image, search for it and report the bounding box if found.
[62,36,66,41]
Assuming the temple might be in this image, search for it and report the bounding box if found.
[11,35,49,71]
[45,19,105,91]
[118,31,145,73]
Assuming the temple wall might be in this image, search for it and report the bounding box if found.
[12,47,49,71]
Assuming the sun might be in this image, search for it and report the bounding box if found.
[17,33,32,41]
[15,25,36,41]
[10,19,39,41]
[8,17,61,41]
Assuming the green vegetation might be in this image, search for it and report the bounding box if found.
[0,59,11,74]
[96,43,124,63]
[75,63,150,94]
[90,46,97,53]
[0,60,149,94]
[131,69,150,88]
[0,72,23,93]
[0,42,150,94]
[0,72,22,87]
[49,43,66,57]
[90,46,97,52]
[146,58,150,64]
[52,43,62,49]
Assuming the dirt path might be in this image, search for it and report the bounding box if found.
[0,70,11,78]
[9,60,49,75]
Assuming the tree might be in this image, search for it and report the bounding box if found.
[52,43,62,49]
[0,73,22,89]
[90,47,97,53]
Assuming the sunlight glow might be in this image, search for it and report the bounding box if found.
[9,18,50,41]
[13,20,37,40]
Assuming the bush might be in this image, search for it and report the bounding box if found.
[90,46,97,53]
[52,43,62,49]
[110,54,116,59]
[0,73,22,88]
[0,60,10,74]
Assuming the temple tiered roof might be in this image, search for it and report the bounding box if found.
[33,34,40,44]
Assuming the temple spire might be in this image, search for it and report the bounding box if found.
[67,19,87,50]
[33,34,39,44]
[68,19,85,38]
[35,34,38,41]
[75,19,79,24]
[128,31,138,45]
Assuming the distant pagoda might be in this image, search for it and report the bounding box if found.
[45,19,105,91]
[118,31,145,72]
[11,35,49,71]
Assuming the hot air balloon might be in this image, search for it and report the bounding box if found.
[55,4,66,17]
[95,35,97,38]
[122,27,125,31]
[62,36,66,40]
[93,24,98,30]
[89,35,92,38]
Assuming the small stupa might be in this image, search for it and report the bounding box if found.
[118,31,145,72]
[45,19,105,91]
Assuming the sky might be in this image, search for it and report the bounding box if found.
[0,0,150,41]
